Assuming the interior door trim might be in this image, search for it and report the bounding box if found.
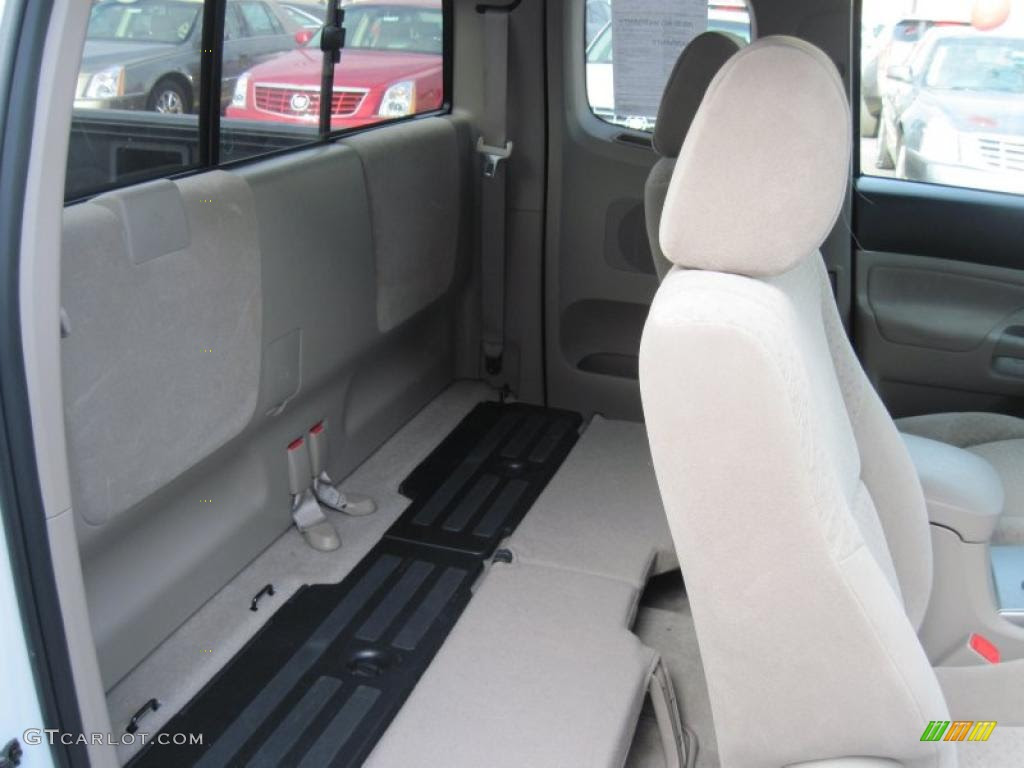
[855,177,1024,271]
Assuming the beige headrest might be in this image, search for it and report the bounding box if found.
[659,36,850,277]
[652,31,744,159]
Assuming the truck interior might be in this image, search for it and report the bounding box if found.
[2,0,1024,766]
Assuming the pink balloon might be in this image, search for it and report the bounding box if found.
[972,0,1012,30]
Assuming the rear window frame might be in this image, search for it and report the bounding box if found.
[65,0,454,205]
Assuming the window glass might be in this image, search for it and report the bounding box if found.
[238,1,280,36]
[66,0,448,200]
[66,0,207,200]
[585,0,752,132]
[220,0,317,162]
[224,0,445,144]
[284,5,324,30]
[586,0,611,46]
[224,5,245,41]
[860,0,1024,195]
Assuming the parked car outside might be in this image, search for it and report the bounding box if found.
[76,0,305,114]
[877,26,1024,194]
[226,0,443,130]
[860,22,888,136]
[282,1,326,29]
[871,18,970,125]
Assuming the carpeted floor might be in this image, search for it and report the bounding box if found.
[107,381,495,763]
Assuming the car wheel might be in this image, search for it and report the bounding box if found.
[875,112,895,170]
[148,79,189,115]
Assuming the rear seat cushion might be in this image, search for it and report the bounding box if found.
[506,416,676,590]
[61,172,261,525]
[365,562,658,768]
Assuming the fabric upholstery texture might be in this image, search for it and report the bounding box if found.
[956,727,1024,768]
[646,31,742,281]
[652,32,746,160]
[507,415,677,589]
[646,159,676,281]
[659,37,850,277]
[641,254,953,768]
[346,119,460,333]
[61,173,262,526]
[898,413,1024,545]
[640,37,955,767]
[364,562,659,768]
[936,658,1024,726]
[900,434,1004,544]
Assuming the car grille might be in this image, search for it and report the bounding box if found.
[253,85,366,118]
[968,134,1024,173]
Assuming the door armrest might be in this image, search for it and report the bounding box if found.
[901,433,1003,543]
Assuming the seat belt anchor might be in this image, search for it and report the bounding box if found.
[476,136,513,178]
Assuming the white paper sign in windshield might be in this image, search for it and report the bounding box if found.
[611,0,708,122]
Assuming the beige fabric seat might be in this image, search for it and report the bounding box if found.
[645,32,1024,551]
[898,412,1024,545]
[645,31,743,280]
[639,36,1021,767]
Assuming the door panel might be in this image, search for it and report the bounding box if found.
[544,0,851,421]
[853,2,1024,416]
[854,177,1024,418]
[856,177,1024,270]
[855,248,1024,418]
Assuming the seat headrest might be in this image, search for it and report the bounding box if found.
[659,36,850,278]
[652,31,743,159]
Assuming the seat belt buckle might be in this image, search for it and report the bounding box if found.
[476,136,513,178]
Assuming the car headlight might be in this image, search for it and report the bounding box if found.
[378,81,415,118]
[84,65,125,100]
[232,73,250,108]
[919,119,960,164]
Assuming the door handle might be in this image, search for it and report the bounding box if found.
[992,325,1024,377]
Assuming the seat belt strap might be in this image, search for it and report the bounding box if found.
[477,5,514,377]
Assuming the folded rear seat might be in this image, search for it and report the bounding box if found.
[365,560,683,768]
[367,416,685,767]
[505,415,676,589]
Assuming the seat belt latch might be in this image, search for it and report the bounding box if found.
[476,137,513,178]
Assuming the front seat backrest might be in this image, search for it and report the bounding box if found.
[645,31,742,280]
[639,37,954,767]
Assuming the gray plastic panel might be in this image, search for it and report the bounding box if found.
[855,250,1024,418]
[542,0,853,422]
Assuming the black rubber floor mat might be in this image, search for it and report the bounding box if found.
[129,539,480,768]
[389,401,582,557]
[130,401,581,768]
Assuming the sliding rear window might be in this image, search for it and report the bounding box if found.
[66,0,449,201]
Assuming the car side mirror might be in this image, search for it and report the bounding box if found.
[295,29,314,46]
[887,64,913,82]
